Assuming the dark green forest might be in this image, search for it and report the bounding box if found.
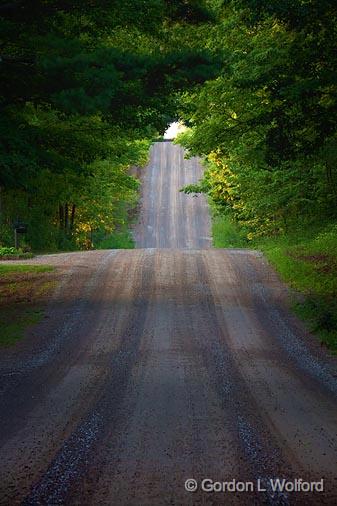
[0,0,337,250]
[0,0,217,250]
[179,0,337,239]
[3,0,336,250]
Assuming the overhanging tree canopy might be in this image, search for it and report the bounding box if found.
[0,0,219,248]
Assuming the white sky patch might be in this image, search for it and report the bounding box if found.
[164,121,187,139]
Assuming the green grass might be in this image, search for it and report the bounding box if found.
[96,229,134,249]
[256,225,337,295]
[0,246,34,259]
[0,264,53,274]
[0,264,55,346]
[212,214,337,352]
[0,308,44,346]
[212,212,248,248]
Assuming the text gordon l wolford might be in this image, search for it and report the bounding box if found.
[199,478,324,493]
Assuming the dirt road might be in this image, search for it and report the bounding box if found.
[0,142,337,505]
[134,141,211,248]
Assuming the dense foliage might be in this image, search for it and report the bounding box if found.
[179,0,337,238]
[0,0,217,250]
[2,0,337,249]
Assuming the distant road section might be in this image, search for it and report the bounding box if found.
[133,141,211,248]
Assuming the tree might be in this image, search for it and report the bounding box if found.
[0,0,218,248]
[178,0,337,237]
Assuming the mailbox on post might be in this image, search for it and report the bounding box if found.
[13,221,28,249]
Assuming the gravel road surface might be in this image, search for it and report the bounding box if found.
[0,142,336,505]
[134,142,211,248]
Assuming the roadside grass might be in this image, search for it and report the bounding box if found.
[212,211,248,248]
[212,214,337,352]
[0,264,53,274]
[0,264,56,346]
[95,229,134,249]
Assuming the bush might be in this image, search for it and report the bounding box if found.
[0,247,34,259]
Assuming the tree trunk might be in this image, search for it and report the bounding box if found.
[64,202,69,231]
[59,204,64,229]
[70,204,76,230]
